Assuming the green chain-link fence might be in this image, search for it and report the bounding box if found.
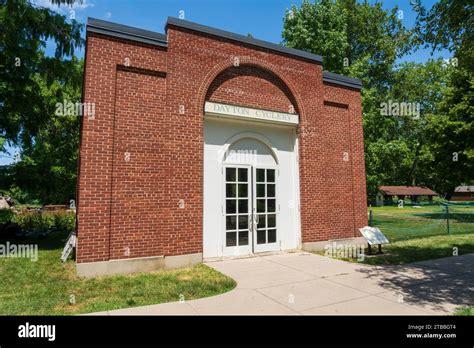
[368,202,474,242]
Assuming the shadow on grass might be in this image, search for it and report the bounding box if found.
[362,242,474,266]
[0,229,69,251]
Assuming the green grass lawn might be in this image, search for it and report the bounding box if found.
[370,205,474,242]
[0,231,236,315]
[317,205,474,315]
[317,205,474,266]
[332,233,474,266]
[454,307,474,316]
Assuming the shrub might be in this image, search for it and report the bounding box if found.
[0,209,14,224]
[53,211,76,233]
[12,211,76,234]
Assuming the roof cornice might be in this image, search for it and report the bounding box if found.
[87,18,168,47]
[323,71,362,90]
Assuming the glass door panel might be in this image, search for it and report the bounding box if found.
[224,166,251,255]
[253,167,279,252]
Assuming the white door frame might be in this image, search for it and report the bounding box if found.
[221,164,253,257]
[221,163,281,256]
[203,116,301,259]
[252,165,280,253]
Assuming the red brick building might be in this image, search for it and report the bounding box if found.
[77,17,367,276]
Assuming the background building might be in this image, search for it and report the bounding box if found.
[376,186,438,206]
[452,186,474,201]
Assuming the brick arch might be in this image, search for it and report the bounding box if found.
[206,66,298,113]
[197,56,304,118]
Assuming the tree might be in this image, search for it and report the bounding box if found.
[283,0,413,80]
[412,0,473,58]
[0,0,84,204]
[412,0,474,198]
[282,0,415,200]
[0,0,83,150]
[388,60,450,187]
[283,0,348,72]
[282,0,473,201]
[8,59,83,204]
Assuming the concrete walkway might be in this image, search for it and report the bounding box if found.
[92,252,474,315]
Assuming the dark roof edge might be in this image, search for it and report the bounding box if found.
[165,17,323,64]
[323,71,362,90]
[86,18,168,47]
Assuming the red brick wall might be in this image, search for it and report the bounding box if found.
[77,34,168,263]
[108,68,167,260]
[77,24,367,263]
[323,84,368,233]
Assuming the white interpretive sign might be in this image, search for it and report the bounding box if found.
[205,101,299,125]
[359,226,390,245]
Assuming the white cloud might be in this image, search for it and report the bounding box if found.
[32,0,94,13]
[71,0,94,10]
[104,11,112,19]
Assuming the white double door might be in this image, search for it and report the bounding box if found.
[223,164,279,256]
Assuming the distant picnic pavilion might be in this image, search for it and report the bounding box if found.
[376,186,438,206]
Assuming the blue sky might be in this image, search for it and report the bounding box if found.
[36,0,449,62]
[1,0,450,165]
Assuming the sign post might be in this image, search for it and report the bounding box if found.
[446,204,450,235]
[359,226,390,255]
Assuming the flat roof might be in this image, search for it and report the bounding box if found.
[86,17,362,90]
